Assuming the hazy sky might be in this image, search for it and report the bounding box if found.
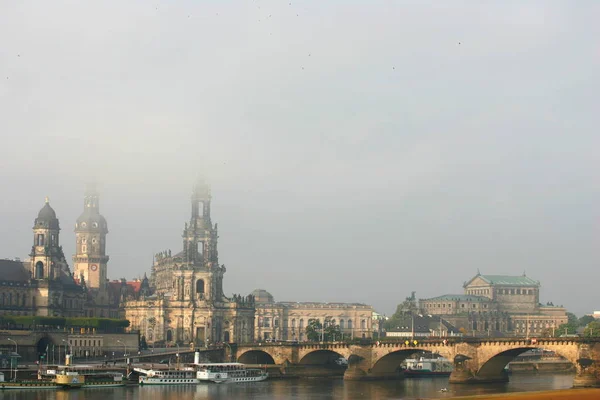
[1,1,599,316]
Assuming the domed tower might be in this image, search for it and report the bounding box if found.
[73,184,109,290]
[30,197,66,280]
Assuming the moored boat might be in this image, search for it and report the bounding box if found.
[0,372,58,390]
[135,367,200,385]
[401,357,453,377]
[45,365,126,388]
[195,363,268,383]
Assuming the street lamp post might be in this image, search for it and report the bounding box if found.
[7,338,17,381]
[117,340,128,358]
[175,343,180,369]
[61,339,73,365]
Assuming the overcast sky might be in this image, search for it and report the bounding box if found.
[1,1,599,316]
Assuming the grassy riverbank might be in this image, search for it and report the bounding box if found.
[445,388,600,400]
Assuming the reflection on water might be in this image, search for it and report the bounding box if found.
[0,374,576,400]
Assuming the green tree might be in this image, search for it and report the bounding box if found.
[583,321,600,337]
[578,315,595,327]
[305,318,342,342]
[556,322,577,336]
[305,319,322,342]
[384,292,418,331]
[567,312,578,325]
[323,318,342,342]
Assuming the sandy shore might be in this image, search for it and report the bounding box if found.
[444,388,600,400]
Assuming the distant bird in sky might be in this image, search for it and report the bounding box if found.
[458,42,461,45]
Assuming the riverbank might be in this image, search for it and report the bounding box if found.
[445,388,600,400]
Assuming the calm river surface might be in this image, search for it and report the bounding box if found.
[0,374,576,400]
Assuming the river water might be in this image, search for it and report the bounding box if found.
[0,374,576,400]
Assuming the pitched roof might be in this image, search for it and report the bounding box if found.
[479,275,539,286]
[421,294,491,302]
[0,259,29,282]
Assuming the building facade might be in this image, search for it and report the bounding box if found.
[419,273,567,336]
[122,182,255,346]
[0,198,88,318]
[251,289,373,342]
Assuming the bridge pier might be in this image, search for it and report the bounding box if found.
[449,369,509,384]
[343,365,403,381]
[573,372,598,388]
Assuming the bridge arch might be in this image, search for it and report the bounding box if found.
[299,349,345,365]
[237,350,276,365]
[476,346,575,380]
[371,348,449,376]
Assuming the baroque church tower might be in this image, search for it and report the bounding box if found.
[73,184,109,291]
[152,180,225,302]
[30,198,69,280]
[128,180,255,346]
[29,198,85,317]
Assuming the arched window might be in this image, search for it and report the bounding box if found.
[196,279,205,294]
[339,319,345,329]
[166,330,173,342]
[1,293,4,306]
[15,293,19,306]
[299,319,304,329]
[291,319,296,328]
[361,319,366,329]
[35,262,44,279]
[37,234,44,246]
[347,319,353,329]
[7,293,11,306]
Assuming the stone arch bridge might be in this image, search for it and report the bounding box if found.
[233,338,600,387]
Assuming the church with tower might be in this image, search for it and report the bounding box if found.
[0,186,114,319]
[122,181,255,345]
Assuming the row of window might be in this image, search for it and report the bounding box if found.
[0,292,84,310]
[69,339,103,347]
[467,289,490,295]
[0,293,27,307]
[260,318,367,330]
[465,288,535,296]
[424,303,489,309]
[515,321,557,328]
[498,288,534,295]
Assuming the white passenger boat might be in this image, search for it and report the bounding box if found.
[136,350,268,385]
[195,363,268,383]
[135,367,200,385]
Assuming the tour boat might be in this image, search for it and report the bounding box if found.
[135,367,200,385]
[136,363,268,385]
[44,365,126,388]
[195,363,268,383]
[401,357,453,377]
[0,372,58,390]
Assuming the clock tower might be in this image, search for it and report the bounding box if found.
[73,184,109,291]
